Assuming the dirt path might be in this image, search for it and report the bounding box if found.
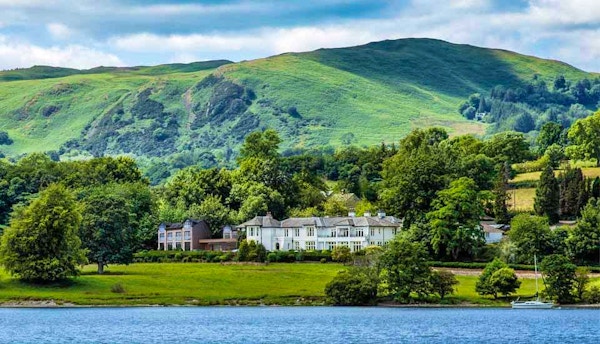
[435,267,600,278]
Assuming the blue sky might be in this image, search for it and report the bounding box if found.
[0,0,599,71]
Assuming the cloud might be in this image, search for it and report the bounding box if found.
[0,36,123,70]
[47,22,73,40]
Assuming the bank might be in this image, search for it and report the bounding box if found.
[0,263,598,307]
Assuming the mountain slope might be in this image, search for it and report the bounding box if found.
[0,38,594,172]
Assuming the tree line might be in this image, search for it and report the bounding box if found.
[0,113,599,281]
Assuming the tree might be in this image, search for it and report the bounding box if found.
[509,214,553,263]
[0,131,13,145]
[427,177,485,260]
[79,188,136,274]
[567,110,600,166]
[476,259,503,298]
[237,240,249,261]
[331,246,352,263]
[493,162,511,224]
[378,236,431,302]
[430,270,458,299]
[188,195,232,236]
[534,164,560,224]
[558,167,588,218]
[238,129,282,163]
[490,267,521,298]
[325,268,378,305]
[573,267,590,302]
[323,197,349,216]
[567,198,600,264]
[0,184,85,282]
[540,254,576,303]
[537,122,563,154]
[482,131,531,165]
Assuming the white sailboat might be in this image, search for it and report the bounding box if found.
[511,254,555,309]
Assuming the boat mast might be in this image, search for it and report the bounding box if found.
[534,254,538,297]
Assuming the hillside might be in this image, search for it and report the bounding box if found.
[0,38,594,175]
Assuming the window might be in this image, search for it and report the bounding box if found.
[306,227,315,236]
[306,241,316,250]
[330,228,337,237]
[175,232,182,240]
[294,228,300,237]
[167,232,173,240]
[159,243,165,250]
[341,242,349,248]
[378,228,382,234]
[327,241,337,250]
[376,241,383,246]
[184,242,191,251]
[370,228,375,236]
[184,231,191,240]
[159,233,165,240]
[294,241,300,250]
[175,242,182,250]
[167,242,173,250]
[285,229,291,237]
[393,228,398,236]
[355,229,364,237]
[353,242,362,252]
[339,228,349,237]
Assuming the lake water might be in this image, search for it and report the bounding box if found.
[0,307,598,343]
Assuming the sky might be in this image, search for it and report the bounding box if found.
[0,0,599,72]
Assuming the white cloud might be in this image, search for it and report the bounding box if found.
[0,36,123,70]
[47,22,72,40]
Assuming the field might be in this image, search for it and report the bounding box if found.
[508,166,600,211]
[1,263,597,306]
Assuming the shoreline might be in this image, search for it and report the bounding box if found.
[1,300,599,309]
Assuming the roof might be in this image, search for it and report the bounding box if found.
[241,215,402,228]
[160,219,206,230]
[480,221,509,234]
[237,213,281,228]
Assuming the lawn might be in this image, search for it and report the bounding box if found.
[1,263,595,306]
[511,167,600,184]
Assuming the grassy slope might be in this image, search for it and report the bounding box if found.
[0,38,593,158]
[2,263,596,306]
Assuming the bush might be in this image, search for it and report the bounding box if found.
[476,259,520,299]
[430,270,458,299]
[584,286,600,304]
[267,252,277,263]
[325,269,378,305]
[320,258,327,264]
[331,246,352,263]
[110,283,126,293]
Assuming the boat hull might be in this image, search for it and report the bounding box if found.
[511,301,554,309]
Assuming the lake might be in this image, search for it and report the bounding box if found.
[0,307,598,343]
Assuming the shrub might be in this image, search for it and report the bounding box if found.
[332,246,352,263]
[111,283,126,293]
[325,269,377,305]
[584,286,600,304]
[267,252,277,263]
[476,259,520,299]
[320,258,327,264]
[430,270,458,299]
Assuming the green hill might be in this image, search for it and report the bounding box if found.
[0,38,594,173]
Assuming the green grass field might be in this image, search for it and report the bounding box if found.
[1,263,595,306]
[511,167,600,184]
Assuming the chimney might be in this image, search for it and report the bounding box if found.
[364,212,371,217]
[377,210,386,219]
[348,211,356,217]
[266,212,272,218]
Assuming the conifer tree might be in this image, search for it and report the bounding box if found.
[492,162,511,223]
[559,167,589,218]
[534,164,560,224]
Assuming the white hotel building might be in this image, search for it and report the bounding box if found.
[237,211,402,252]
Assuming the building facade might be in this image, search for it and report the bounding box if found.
[157,219,211,251]
[237,211,402,252]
